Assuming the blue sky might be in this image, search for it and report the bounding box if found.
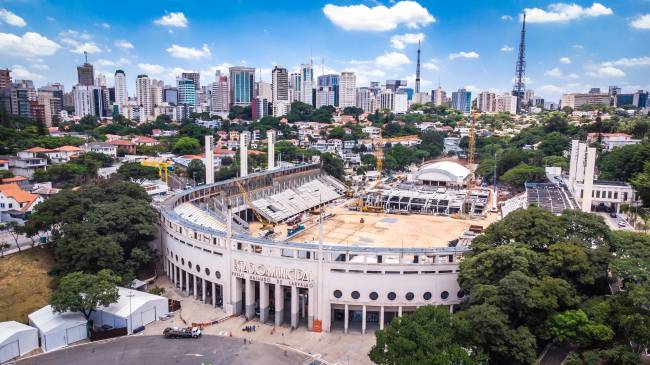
[0,0,649,101]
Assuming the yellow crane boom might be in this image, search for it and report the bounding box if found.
[235,180,274,230]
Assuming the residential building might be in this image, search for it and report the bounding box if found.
[356,87,375,113]
[81,142,117,157]
[451,89,471,114]
[256,81,272,101]
[72,85,105,118]
[0,183,43,222]
[0,68,11,89]
[315,86,336,108]
[271,66,289,117]
[289,72,301,102]
[339,72,356,108]
[412,92,429,105]
[136,74,153,121]
[379,89,394,111]
[496,93,517,114]
[386,80,407,92]
[229,67,255,107]
[211,70,229,113]
[561,92,610,109]
[181,72,200,90]
[95,74,106,87]
[151,79,164,107]
[432,85,446,106]
[394,89,408,113]
[524,89,535,107]
[300,64,314,106]
[318,74,340,106]
[114,70,128,106]
[251,98,270,120]
[586,133,642,151]
[477,91,496,113]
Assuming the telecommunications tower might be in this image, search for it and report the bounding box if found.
[512,13,526,114]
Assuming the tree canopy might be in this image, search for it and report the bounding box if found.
[50,269,120,320]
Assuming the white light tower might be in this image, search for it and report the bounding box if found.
[240,131,250,178]
[205,135,214,184]
[267,130,276,171]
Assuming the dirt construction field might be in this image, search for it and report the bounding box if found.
[292,203,496,248]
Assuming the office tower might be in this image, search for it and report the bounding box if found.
[289,72,301,102]
[386,80,407,92]
[177,78,196,107]
[36,92,55,126]
[633,90,649,108]
[394,89,408,113]
[73,85,104,117]
[478,91,496,112]
[431,86,446,106]
[356,87,375,112]
[210,71,229,113]
[163,87,178,106]
[38,84,63,118]
[339,72,356,108]
[379,89,394,111]
[136,74,152,120]
[317,74,339,106]
[534,97,545,107]
[182,72,200,90]
[229,67,255,107]
[114,70,128,106]
[151,79,164,107]
[256,81,272,100]
[95,73,106,87]
[589,88,601,94]
[108,87,115,104]
[451,88,471,114]
[271,66,289,117]
[77,53,95,86]
[0,69,12,89]
[496,93,517,114]
[300,64,314,106]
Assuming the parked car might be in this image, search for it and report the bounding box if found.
[609,211,617,218]
[163,327,202,339]
[159,313,173,321]
[618,220,627,228]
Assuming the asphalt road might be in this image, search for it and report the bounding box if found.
[19,335,309,365]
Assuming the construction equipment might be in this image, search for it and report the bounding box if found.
[363,133,384,213]
[140,159,172,185]
[235,180,275,232]
[463,114,477,217]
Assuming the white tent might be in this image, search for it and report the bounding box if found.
[0,321,38,363]
[27,305,88,352]
[90,287,168,334]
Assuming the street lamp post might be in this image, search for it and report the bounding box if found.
[127,290,134,334]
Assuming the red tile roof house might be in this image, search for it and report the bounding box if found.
[108,139,137,155]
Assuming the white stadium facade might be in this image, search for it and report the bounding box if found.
[158,136,470,334]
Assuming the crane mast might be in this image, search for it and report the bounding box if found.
[464,115,476,217]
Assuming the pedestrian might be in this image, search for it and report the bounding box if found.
[244,338,247,344]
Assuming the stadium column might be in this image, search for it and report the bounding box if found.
[379,306,384,330]
[223,209,233,315]
[260,282,269,323]
[212,282,217,307]
[307,287,314,331]
[202,278,207,303]
[398,306,403,317]
[362,305,367,335]
[193,274,198,299]
[232,276,243,315]
[291,286,299,329]
[274,284,284,326]
[344,304,349,334]
[182,270,187,293]
[245,278,254,320]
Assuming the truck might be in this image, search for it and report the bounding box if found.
[287,224,305,236]
[163,327,202,339]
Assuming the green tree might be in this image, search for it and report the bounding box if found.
[50,269,121,321]
[117,162,160,182]
[630,161,650,207]
[500,163,545,189]
[546,309,613,348]
[187,159,206,184]
[369,306,484,365]
[321,153,344,180]
[172,136,201,155]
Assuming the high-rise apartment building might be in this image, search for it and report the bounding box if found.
[478,91,496,113]
[524,89,535,107]
[317,74,339,106]
[256,81,272,101]
[0,69,12,89]
[177,78,197,106]
[211,70,229,113]
[394,89,408,113]
[339,72,356,108]
[151,79,164,107]
[181,72,200,90]
[432,85,446,106]
[300,64,314,106]
[271,66,289,117]
[289,73,301,102]
[95,74,106,87]
[379,89,394,111]
[315,86,336,108]
[229,67,255,107]
[136,74,152,121]
[356,87,375,112]
[73,85,104,117]
[114,70,128,106]
[496,93,518,114]
[451,89,471,114]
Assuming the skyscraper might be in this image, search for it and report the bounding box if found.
[77,53,94,86]
[451,89,471,114]
[211,70,229,113]
[339,72,356,108]
[300,64,314,106]
[386,80,407,92]
[177,78,196,106]
[229,67,255,107]
[136,74,152,120]
[271,66,289,117]
[114,70,128,106]
[163,87,178,106]
[289,72,301,102]
[181,72,200,90]
[356,87,375,112]
[151,79,164,107]
[317,74,339,106]
[0,69,12,89]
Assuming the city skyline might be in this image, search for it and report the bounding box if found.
[0,0,649,100]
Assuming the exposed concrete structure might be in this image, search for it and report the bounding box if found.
[239,131,250,178]
[205,135,214,184]
[267,130,276,171]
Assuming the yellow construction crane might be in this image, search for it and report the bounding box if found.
[464,114,478,217]
[140,159,172,185]
[235,180,275,231]
[363,133,384,213]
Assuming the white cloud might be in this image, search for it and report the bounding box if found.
[96,58,130,67]
[525,2,613,23]
[0,32,60,56]
[200,63,234,81]
[630,14,650,29]
[375,52,411,67]
[586,66,626,78]
[500,45,514,52]
[390,32,424,49]
[0,8,27,27]
[604,56,650,67]
[138,63,166,74]
[166,43,211,59]
[11,64,46,81]
[61,38,101,54]
[31,63,49,71]
[422,61,439,71]
[501,15,513,21]
[448,51,479,60]
[559,57,571,64]
[154,12,188,28]
[114,40,133,49]
[59,29,91,40]
[545,67,564,78]
[464,85,477,92]
[323,1,435,31]
[568,73,579,79]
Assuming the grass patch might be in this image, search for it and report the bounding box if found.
[0,248,55,323]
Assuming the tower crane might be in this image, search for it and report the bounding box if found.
[464,114,477,217]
